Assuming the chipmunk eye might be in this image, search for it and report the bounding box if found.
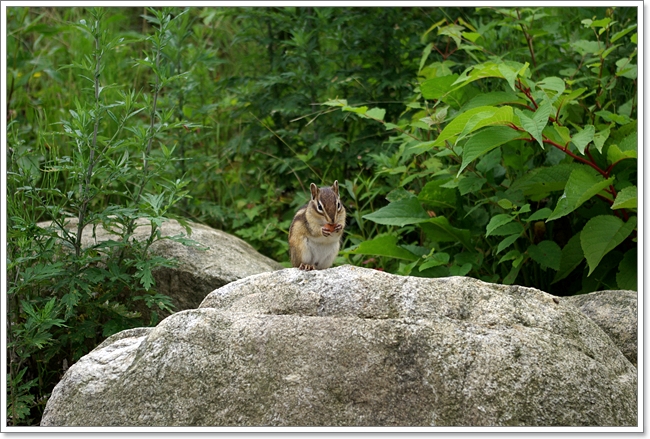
[316,201,324,213]
[337,201,341,211]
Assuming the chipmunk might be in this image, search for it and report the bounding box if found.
[288,180,346,270]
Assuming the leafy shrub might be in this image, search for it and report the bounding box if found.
[326,7,637,294]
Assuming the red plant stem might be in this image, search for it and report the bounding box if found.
[516,78,538,110]
[541,137,608,178]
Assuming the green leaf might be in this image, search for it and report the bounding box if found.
[499,249,522,265]
[611,186,637,210]
[420,74,459,100]
[607,144,637,163]
[514,100,552,148]
[347,234,419,261]
[489,222,524,237]
[419,252,450,271]
[547,167,615,222]
[458,126,521,175]
[417,179,457,209]
[537,77,565,103]
[592,126,611,153]
[524,208,552,222]
[497,233,521,254]
[418,43,434,73]
[386,187,415,202]
[363,198,429,227]
[450,262,472,276]
[553,233,584,283]
[322,99,347,107]
[527,240,562,271]
[580,215,637,276]
[486,214,514,237]
[570,125,595,155]
[457,175,487,195]
[420,216,472,250]
[365,107,386,121]
[503,263,522,285]
[508,164,578,196]
[616,249,637,290]
[431,105,514,149]
[461,91,525,111]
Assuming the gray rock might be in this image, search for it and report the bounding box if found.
[41,267,637,427]
[37,218,283,312]
[564,290,637,367]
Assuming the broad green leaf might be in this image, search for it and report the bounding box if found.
[458,175,487,195]
[458,126,521,175]
[461,91,525,111]
[553,233,584,283]
[552,123,572,145]
[420,74,459,100]
[616,249,637,290]
[420,216,472,250]
[537,77,565,103]
[419,252,450,271]
[342,105,368,114]
[571,125,595,155]
[527,240,561,271]
[607,144,637,163]
[347,234,419,261]
[365,107,386,121]
[363,198,429,227]
[498,64,518,91]
[580,215,637,276]
[432,105,514,148]
[611,186,637,210]
[508,163,578,196]
[524,208,552,222]
[462,32,481,42]
[418,179,457,209]
[486,214,514,237]
[571,40,600,56]
[596,110,632,125]
[450,263,472,276]
[490,222,524,237]
[514,100,552,148]
[386,187,415,202]
[592,125,611,153]
[498,199,513,209]
[451,61,527,91]
[547,167,615,222]
[611,24,637,43]
[497,234,521,254]
[499,249,522,265]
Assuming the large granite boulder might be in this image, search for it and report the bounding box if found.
[41,266,637,427]
[564,290,637,367]
[37,218,283,312]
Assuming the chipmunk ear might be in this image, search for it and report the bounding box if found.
[332,180,339,196]
[310,182,319,200]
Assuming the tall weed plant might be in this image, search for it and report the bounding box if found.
[6,7,199,425]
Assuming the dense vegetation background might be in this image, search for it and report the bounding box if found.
[5,6,637,425]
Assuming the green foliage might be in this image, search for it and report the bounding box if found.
[6,7,198,425]
[326,7,637,291]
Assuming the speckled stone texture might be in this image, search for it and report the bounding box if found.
[41,266,637,427]
[565,290,637,367]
